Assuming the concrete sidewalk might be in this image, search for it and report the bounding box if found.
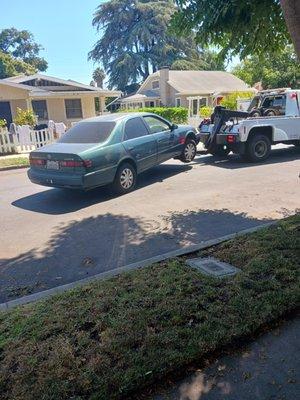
[148,315,300,400]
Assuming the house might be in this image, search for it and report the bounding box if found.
[117,67,254,117]
[0,73,121,127]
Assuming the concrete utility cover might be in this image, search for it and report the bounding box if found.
[186,257,240,277]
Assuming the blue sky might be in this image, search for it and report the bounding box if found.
[2,0,106,84]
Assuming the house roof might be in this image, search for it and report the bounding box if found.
[0,80,33,91]
[139,70,253,95]
[3,73,121,96]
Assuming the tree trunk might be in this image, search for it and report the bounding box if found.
[280,0,300,59]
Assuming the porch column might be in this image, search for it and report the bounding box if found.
[99,97,106,115]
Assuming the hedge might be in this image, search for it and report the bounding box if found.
[122,107,188,124]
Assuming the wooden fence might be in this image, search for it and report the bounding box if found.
[0,128,56,154]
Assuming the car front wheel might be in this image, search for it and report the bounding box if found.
[180,139,197,163]
[113,162,137,194]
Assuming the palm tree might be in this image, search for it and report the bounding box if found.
[92,67,106,88]
[280,0,300,59]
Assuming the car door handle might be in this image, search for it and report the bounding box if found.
[128,146,134,151]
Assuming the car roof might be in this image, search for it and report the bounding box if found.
[80,112,154,123]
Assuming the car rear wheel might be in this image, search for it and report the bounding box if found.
[180,139,197,163]
[113,162,137,194]
[244,134,271,162]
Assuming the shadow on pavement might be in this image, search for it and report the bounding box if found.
[192,145,299,170]
[12,163,192,215]
[0,208,273,303]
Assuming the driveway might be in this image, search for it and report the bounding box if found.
[0,145,299,302]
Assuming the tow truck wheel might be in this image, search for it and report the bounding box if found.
[210,145,230,157]
[245,134,271,162]
[180,139,197,163]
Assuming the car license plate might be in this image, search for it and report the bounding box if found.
[47,160,59,170]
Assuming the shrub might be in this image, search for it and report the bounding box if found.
[122,107,188,124]
[199,106,213,118]
[220,91,254,110]
[13,107,37,127]
[0,118,7,128]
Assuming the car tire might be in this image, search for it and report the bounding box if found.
[264,109,276,117]
[112,162,137,194]
[179,139,197,163]
[250,110,261,117]
[210,145,230,157]
[244,134,271,162]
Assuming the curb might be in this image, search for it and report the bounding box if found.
[0,221,277,311]
[0,165,29,172]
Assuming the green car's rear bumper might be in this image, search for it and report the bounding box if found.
[28,167,116,190]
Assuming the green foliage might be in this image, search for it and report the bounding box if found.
[0,28,47,72]
[89,0,205,90]
[0,118,7,128]
[172,1,290,60]
[13,108,37,127]
[0,51,36,79]
[220,91,254,110]
[232,46,300,89]
[123,107,188,123]
[199,106,213,118]
[171,49,225,71]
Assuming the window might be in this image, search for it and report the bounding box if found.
[32,100,48,120]
[124,118,149,140]
[175,98,181,107]
[65,99,83,119]
[152,81,159,89]
[58,121,116,143]
[273,95,286,108]
[199,98,208,107]
[143,116,170,134]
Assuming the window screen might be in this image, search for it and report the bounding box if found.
[124,118,148,140]
[32,100,48,120]
[58,121,115,143]
[65,99,83,119]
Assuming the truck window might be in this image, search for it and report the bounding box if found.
[273,96,286,108]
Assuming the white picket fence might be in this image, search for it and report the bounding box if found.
[0,127,56,154]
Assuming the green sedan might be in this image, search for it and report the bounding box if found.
[28,112,198,193]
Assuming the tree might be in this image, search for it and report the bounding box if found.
[232,46,300,88]
[89,0,204,90]
[0,51,36,79]
[92,67,106,88]
[280,1,300,59]
[0,28,47,72]
[172,0,293,59]
[171,49,225,71]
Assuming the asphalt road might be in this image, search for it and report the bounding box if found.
[0,145,299,302]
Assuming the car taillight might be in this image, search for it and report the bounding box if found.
[60,160,92,168]
[83,159,93,168]
[30,158,46,166]
[60,160,83,167]
[227,135,236,143]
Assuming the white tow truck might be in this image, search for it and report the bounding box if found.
[199,88,300,162]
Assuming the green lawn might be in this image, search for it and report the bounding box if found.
[0,215,299,400]
[0,156,29,169]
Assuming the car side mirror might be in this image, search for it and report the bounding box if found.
[171,123,178,131]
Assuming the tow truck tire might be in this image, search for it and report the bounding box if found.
[210,145,230,157]
[179,139,197,163]
[244,134,271,162]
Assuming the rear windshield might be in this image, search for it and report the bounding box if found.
[58,121,116,144]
